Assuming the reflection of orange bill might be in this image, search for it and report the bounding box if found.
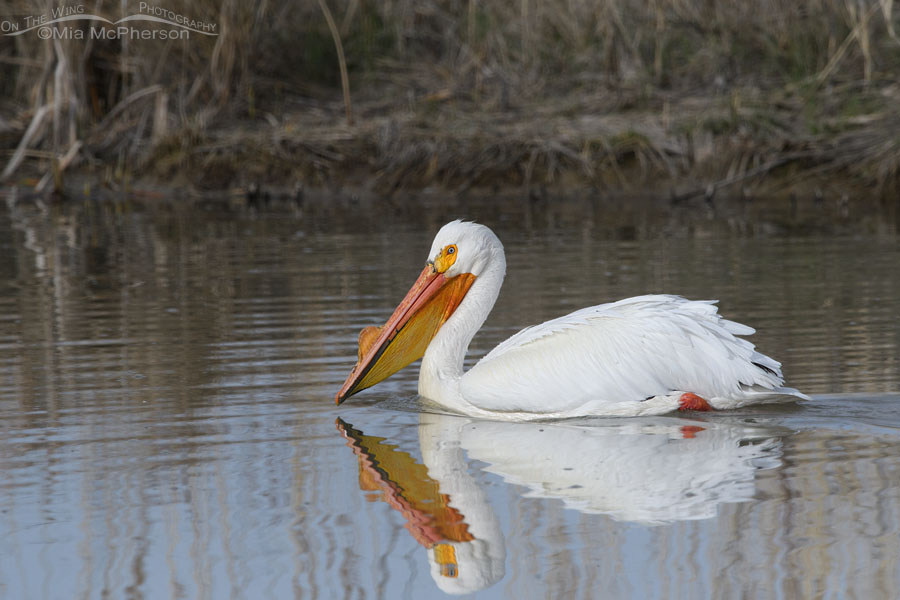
[335,418,474,549]
[336,267,476,404]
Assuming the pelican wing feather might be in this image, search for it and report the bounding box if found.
[461,295,796,415]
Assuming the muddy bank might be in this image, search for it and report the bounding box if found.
[141,83,900,202]
[7,82,899,202]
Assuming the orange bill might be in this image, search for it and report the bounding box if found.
[336,265,475,404]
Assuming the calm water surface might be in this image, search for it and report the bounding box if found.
[1,194,899,599]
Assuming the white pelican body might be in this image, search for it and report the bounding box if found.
[337,220,806,419]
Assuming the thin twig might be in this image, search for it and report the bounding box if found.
[95,85,164,132]
[814,2,880,86]
[318,0,354,126]
[2,104,52,181]
[671,154,805,203]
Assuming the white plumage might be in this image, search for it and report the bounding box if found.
[460,294,793,416]
[340,220,807,419]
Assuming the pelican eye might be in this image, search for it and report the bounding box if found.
[434,244,458,273]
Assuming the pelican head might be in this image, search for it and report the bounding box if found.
[336,221,504,404]
[425,220,503,280]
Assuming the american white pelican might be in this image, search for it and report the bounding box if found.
[336,220,807,419]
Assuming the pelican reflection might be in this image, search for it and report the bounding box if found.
[337,413,786,594]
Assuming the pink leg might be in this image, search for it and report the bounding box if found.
[678,392,713,412]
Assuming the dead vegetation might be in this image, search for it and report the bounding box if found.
[1,0,899,198]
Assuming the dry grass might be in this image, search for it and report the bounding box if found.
[1,0,899,197]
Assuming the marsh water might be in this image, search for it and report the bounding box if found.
[1,193,899,599]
